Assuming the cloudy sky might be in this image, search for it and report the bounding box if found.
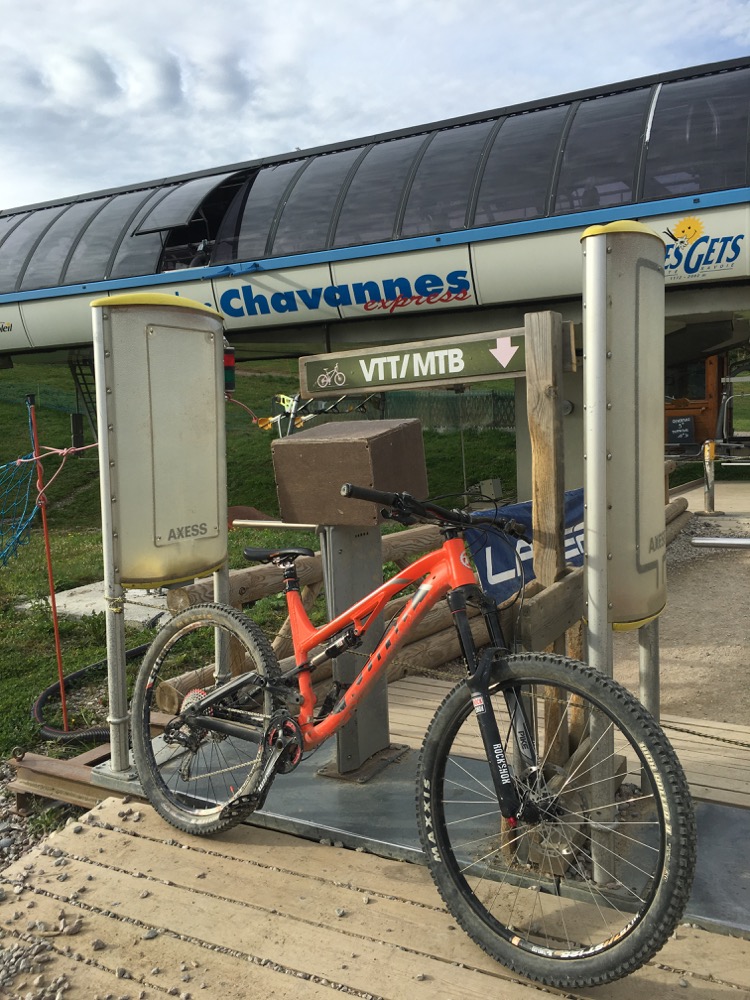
[1,0,749,210]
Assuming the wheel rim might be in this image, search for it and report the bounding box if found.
[138,617,275,819]
[429,677,668,962]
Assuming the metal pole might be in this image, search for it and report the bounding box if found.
[319,525,389,774]
[703,440,715,513]
[582,233,613,677]
[92,308,131,774]
[27,396,69,733]
[692,536,750,549]
[638,619,660,719]
[213,562,231,684]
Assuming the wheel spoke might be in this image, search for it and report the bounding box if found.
[417,653,696,988]
[131,605,282,836]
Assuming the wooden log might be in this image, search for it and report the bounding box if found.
[665,495,689,523]
[667,509,693,545]
[384,615,489,680]
[155,666,215,714]
[166,523,442,612]
[517,566,584,652]
[384,582,543,679]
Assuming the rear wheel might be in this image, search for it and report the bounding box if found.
[416,652,696,988]
[131,604,283,836]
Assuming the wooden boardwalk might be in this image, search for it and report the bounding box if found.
[1,796,749,1000]
[389,676,750,810]
[10,677,750,819]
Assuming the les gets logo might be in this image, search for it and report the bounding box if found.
[663,215,744,277]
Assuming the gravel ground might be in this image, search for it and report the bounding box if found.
[665,512,750,567]
[0,759,87,998]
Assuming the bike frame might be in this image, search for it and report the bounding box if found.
[285,533,480,749]
[184,524,535,820]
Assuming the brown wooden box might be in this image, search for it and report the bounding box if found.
[271,420,428,525]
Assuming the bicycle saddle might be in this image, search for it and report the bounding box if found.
[243,546,315,564]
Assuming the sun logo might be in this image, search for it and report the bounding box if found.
[665,216,704,247]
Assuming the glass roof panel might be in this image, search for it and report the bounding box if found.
[0,213,29,251]
[134,173,237,233]
[0,205,68,292]
[108,189,170,279]
[553,89,651,214]
[333,135,426,247]
[643,68,750,199]
[474,105,569,225]
[63,189,155,284]
[400,120,495,237]
[271,148,361,255]
[20,198,112,290]
[235,161,303,260]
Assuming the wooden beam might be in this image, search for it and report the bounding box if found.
[166,524,442,612]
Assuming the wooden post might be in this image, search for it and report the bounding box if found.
[525,311,566,590]
[524,313,569,765]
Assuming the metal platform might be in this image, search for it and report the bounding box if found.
[86,737,750,939]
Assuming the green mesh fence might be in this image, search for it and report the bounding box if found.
[384,389,515,431]
[0,402,38,566]
[227,388,516,434]
[0,385,80,413]
[0,381,515,433]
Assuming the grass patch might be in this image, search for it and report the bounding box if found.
[0,360,516,760]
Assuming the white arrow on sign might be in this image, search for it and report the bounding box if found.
[489,336,520,368]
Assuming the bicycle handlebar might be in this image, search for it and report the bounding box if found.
[340,483,400,507]
[340,483,528,539]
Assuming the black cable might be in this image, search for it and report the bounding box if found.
[31,613,164,746]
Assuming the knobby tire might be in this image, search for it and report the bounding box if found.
[416,652,696,988]
[131,604,282,836]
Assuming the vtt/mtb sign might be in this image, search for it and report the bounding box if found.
[299,329,526,396]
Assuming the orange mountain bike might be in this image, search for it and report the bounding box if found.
[131,484,696,988]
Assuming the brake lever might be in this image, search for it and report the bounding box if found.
[501,518,530,542]
[381,508,417,526]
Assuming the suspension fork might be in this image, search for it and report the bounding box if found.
[447,588,539,822]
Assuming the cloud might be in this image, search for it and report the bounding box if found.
[0,0,748,208]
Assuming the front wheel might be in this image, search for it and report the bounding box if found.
[416,652,696,989]
[131,604,283,836]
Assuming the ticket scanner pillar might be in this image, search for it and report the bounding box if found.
[91,293,227,775]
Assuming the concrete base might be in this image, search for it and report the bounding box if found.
[21,582,170,625]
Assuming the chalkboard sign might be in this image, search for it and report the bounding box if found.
[667,415,695,443]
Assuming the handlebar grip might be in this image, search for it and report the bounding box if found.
[340,483,399,506]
